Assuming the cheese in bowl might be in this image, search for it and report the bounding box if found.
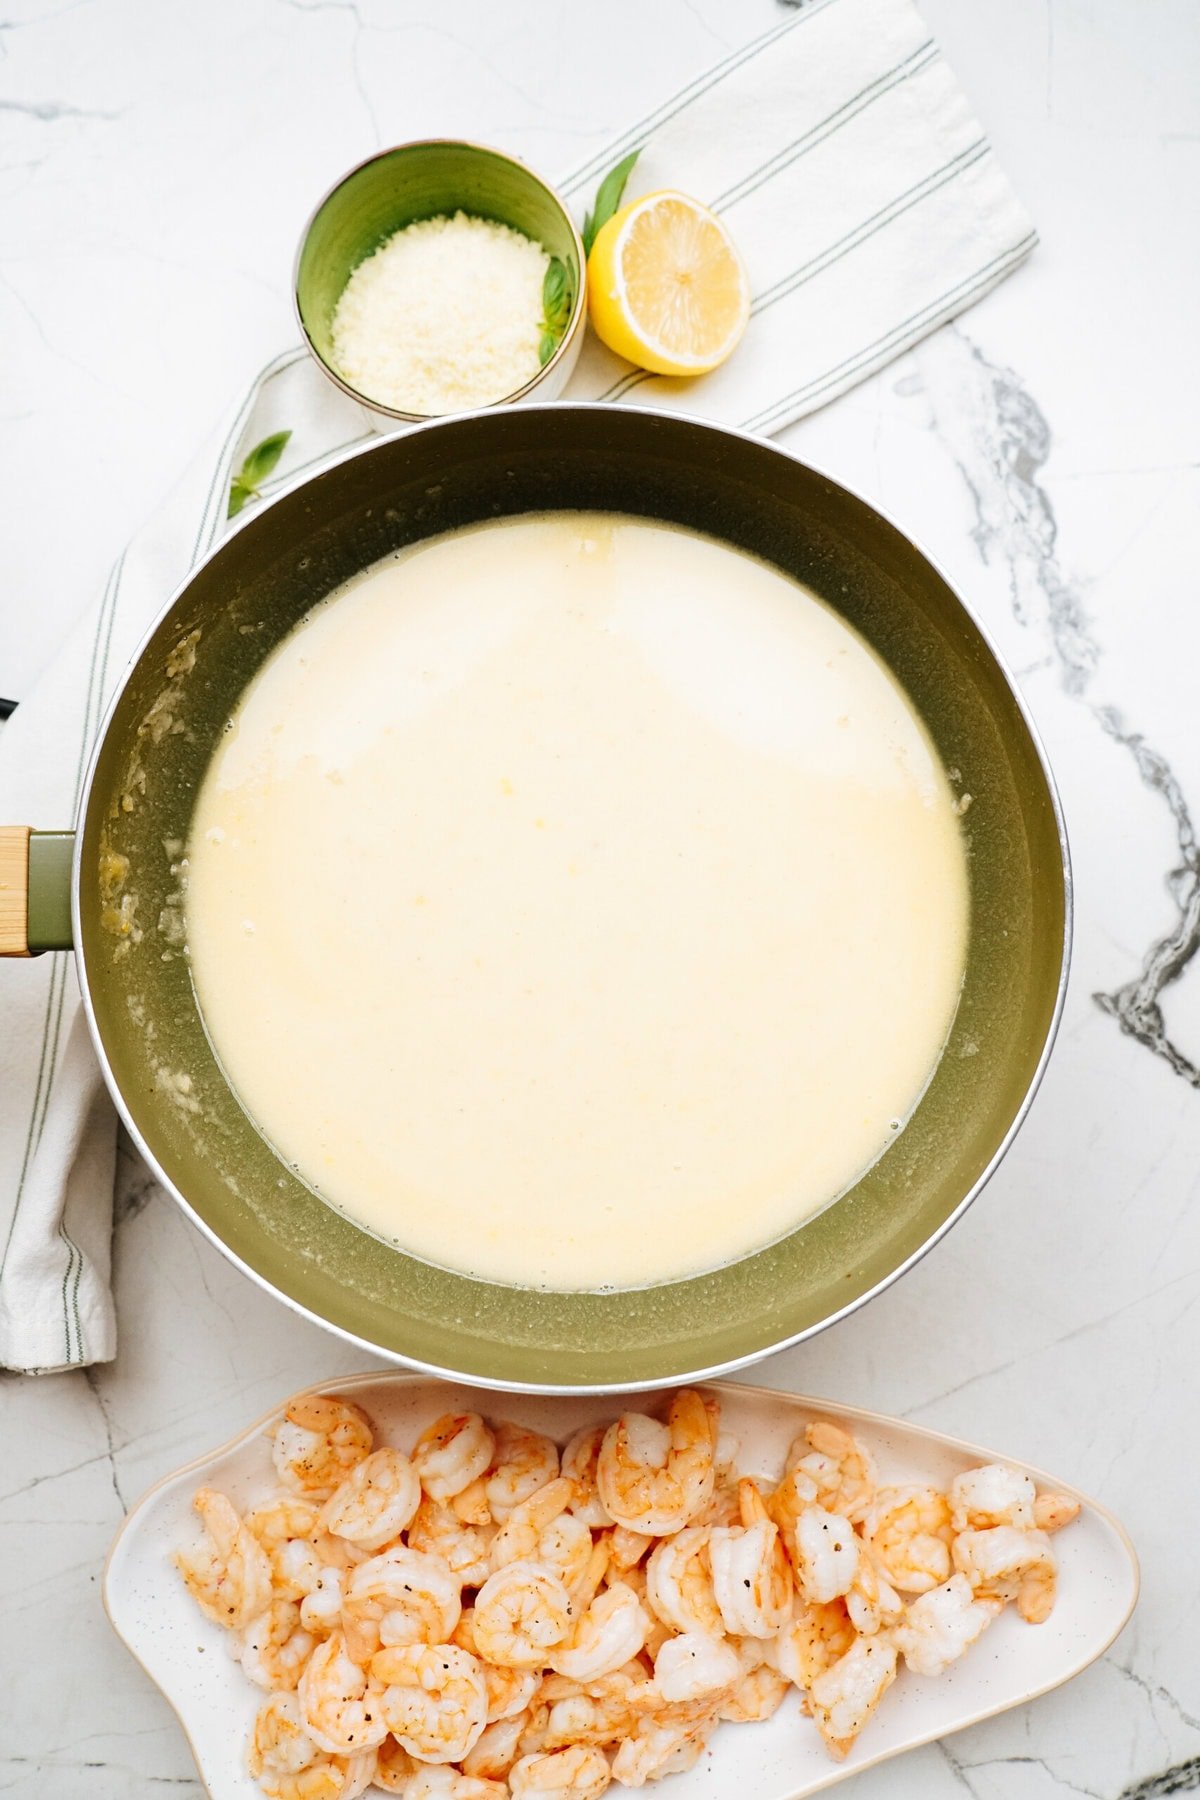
[185,513,969,1290]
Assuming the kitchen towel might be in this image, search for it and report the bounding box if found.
[0,0,1034,1371]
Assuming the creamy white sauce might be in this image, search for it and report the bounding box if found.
[186,514,969,1290]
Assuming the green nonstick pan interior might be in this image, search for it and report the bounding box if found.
[76,405,1068,1390]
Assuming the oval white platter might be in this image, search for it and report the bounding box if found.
[103,1373,1138,1799]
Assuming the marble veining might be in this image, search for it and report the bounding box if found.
[1,0,1198,1795]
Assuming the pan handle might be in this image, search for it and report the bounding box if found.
[0,828,74,955]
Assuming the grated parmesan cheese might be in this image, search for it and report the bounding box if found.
[330,210,551,416]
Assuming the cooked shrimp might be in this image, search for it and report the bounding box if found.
[248,1691,376,1800]
[372,1641,489,1764]
[370,1735,416,1793]
[405,1768,507,1800]
[272,1538,327,1606]
[300,1565,346,1637]
[485,1422,561,1523]
[1034,1492,1081,1533]
[463,1711,529,1779]
[408,1496,494,1588]
[645,1525,723,1636]
[246,1496,322,1559]
[239,1597,317,1691]
[318,1449,421,1551]
[550,1579,648,1683]
[716,1644,790,1724]
[343,1546,462,1655]
[453,1477,493,1526]
[894,1572,1003,1675]
[808,1632,897,1759]
[175,1488,273,1631]
[610,1717,709,1788]
[473,1561,573,1668]
[953,1525,1058,1623]
[769,1599,856,1690]
[271,1395,374,1501]
[298,1631,388,1756]
[786,1504,859,1606]
[653,1630,739,1705]
[789,1420,877,1523]
[560,1427,613,1530]
[412,1414,495,1503]
[706,1479,792,1637]
[845,1548,904,1636]
[604,1525,654,1572]
[490,1478,588,1586]
[509,1744,612,1798]
[456,1614,542,1721]
[949,1464,1036,1533]
[765,1462,820,1552]
[862,1486,954,1593]
[596,1390,715,1536]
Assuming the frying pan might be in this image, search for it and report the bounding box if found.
[0,404,1070,1390]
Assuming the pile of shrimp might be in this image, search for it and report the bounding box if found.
[175,1389,1080,1797]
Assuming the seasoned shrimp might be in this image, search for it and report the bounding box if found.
[653,1630,739,1705]
[370,1735,416,1793]
[645,1525,723,1637]
[549,1580,648,1683]
[596,1390,715,1536]
[343,1546,462,1655]
[1035,1492,1081,1533]
[405,1771,507,1800]
[560,1427,613,1530]
[463,1711,530,1778]
[372,1641,489,1764]
[509,1744,612,1798]
[300,1565,346,1637]
[298,1631,388,1756]
[808,1633,897,1759]
[765,1462,819,1552]
[473,1560,573,1668]
[949,1464,1036,1533]
[707,1479,792,1637]
[789,1421,877,1523]
[610,1718,709,1788]
[408,1496,494,1587]
[862,1486,954,1593]
[248,1691,376,1800]
[769,1599,856,1690]
[604,1525,653,1572]
[239,1597,316,1691]
[485,1422,561,1523]
[271,1396,374,1501]
[786,1504,859,1605]
[412,1414,495,1503]
[845,1548,904,1636]
[246,1496,322,1559]
[490,1478,588,1585]
[953,1525,1058,1623]
[456,1614,542,1720]
[318,1449,421,1551]
[893,1572,1003,1675]
[716,1644,790,1724]
[175,1488,273,1631]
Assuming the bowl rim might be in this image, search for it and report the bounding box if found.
[73,403,1074,1395]
[292,137,589,423]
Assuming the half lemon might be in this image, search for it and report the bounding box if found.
[587,189,751,377]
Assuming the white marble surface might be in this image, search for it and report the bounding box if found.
[2,1,1198,1795]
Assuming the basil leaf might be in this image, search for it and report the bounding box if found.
[227,430,293,518]
[238,429,292,489]
[538,328,558,368]
[582,149,641,256]
[542,257,569,325]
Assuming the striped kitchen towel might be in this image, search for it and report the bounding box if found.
[0,0,1033,1371]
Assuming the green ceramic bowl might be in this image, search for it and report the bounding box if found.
[294,140,587,424]
[10,406,1070,1392]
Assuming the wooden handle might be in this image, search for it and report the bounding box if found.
[0,826,31,957]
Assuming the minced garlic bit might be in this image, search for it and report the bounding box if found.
[330,210,551,416]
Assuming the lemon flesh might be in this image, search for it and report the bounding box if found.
[587,189,751,377]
